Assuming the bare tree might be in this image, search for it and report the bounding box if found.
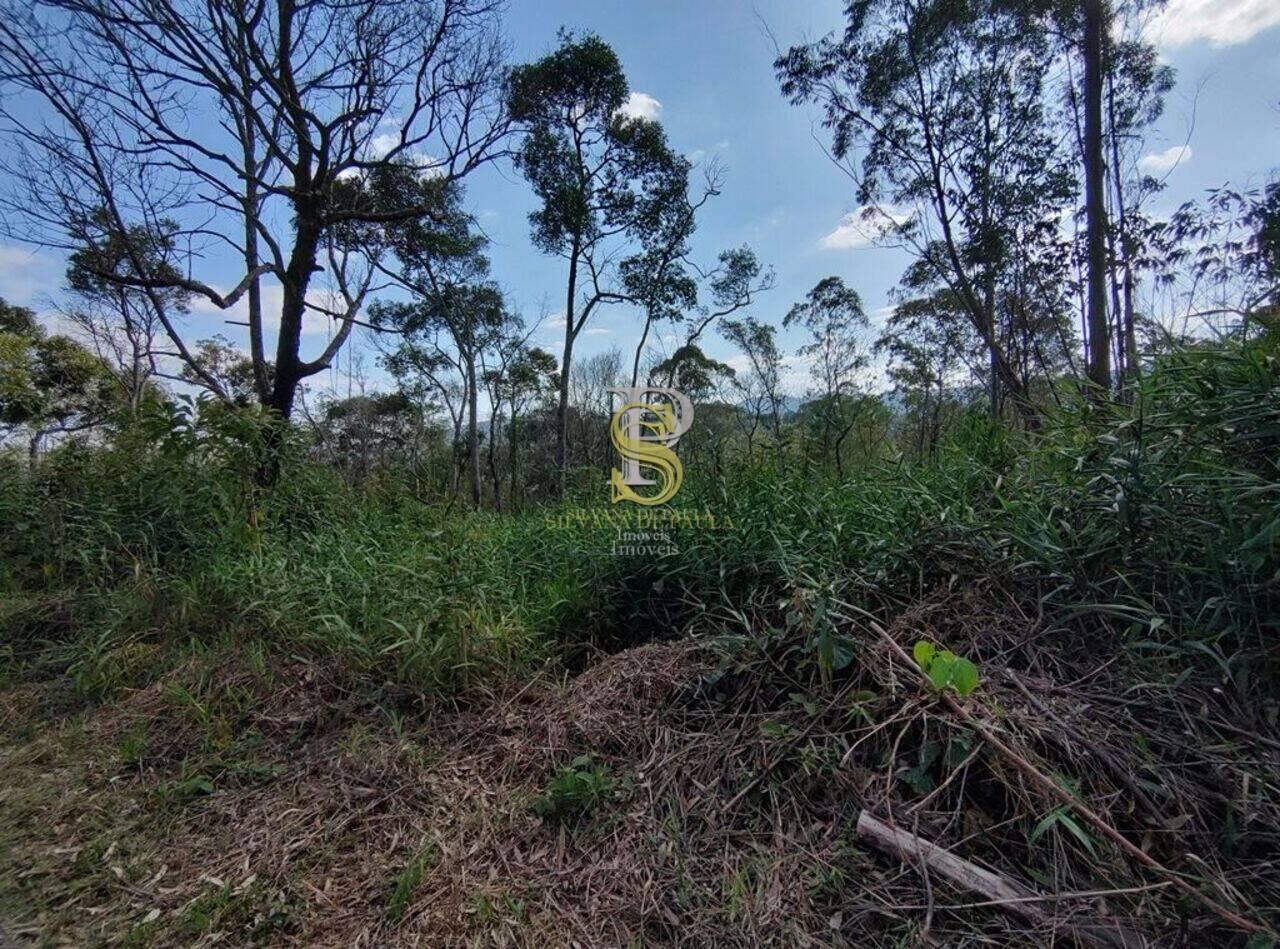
[0,0,509,426]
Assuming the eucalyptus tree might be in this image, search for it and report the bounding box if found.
[1098,28,1174,382]
[783,277,869,474]
[619,170,774,387]
[506,31,694,485]
[777,0,1072,421]
[371,271,509,509]
[495,345,557,510]
[722,316,786,469]
[0,0,509,425]
[650,344,735,402]
[875,291,981,458]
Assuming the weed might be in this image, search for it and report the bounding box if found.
[386,844,436,922]
[912,640,980,697]
[118,726,148,769]
[533,755,614,822]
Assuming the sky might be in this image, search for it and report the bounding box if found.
[1,0,1278,401]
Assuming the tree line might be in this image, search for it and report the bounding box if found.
[0,0,1276,506]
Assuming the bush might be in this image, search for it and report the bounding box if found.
[1,338,1276,702]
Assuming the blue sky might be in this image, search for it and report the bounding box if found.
[1,0,1277,399]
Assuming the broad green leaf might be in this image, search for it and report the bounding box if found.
[927,653,955,691]
[950,657,980,696]
[913,640,936,669]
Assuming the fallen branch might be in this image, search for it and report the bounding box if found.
[837,602,1277,940]
[856,810,1146,948]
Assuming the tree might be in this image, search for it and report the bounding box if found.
[496,345,557,510]
[0,298,117,460]
[506,31,693,488]
[1081,0,1112,397]
[568,347,623,477]
[650,344,735,402]
[0,0,508,425]
[875,291,980,459]
[722,316,785,469]
[63,213,190,414]
[777,0,1073,422]
[783,277,869,474]
[311,392,424,483]
[374,282,512,510]
[371,180,515,510]
[1099,27,1174,385]
[180,336,271,406]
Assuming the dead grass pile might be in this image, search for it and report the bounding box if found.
[1,592,1277,946]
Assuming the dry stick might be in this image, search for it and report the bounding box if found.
[856,811,1144,949]
[848,609,1275,939]
[723,676,864,811]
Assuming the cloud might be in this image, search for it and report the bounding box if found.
[617,91,662,122]
[0,244,62,307]
[686,140,730,164]
[581,326,612,337]
[1149,0,1280,47]
[1138,144,1192,174]
[819,206,911,250]
[368,132,401,158]
[187,280,337,338]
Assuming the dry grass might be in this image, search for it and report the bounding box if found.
[1,593,1277,947]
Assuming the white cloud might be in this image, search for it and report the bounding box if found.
[187,280,336,338]
[686,140,730,164]
[1138,144,1193,174]
[819,206,912,250]
[368,132,401,158]
[0,244,62,307]
[582,326,612,337]
[617,91,662,122]
[1149,0,1280,47]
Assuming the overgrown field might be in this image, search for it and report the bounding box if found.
[2,341,1279,946]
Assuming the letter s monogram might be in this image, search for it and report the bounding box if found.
[609,402,684,506]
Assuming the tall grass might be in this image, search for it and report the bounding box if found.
[1,337,1276,700]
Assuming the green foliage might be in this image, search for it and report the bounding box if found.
[533,755,614,822]
[913,641,981,698]
[0,298,119,435]
[0,337,1277,717]
[386,845,437,922]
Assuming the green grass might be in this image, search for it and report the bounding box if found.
[386,845,437,922]
[1,337,1277,706]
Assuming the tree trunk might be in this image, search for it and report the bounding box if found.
[554,240,581,494]
[269,209,322,420]
[632,313,652,386]
[1082,0,1112,398]
[487,400,502,513]
[508,410,520,511]
[466,350,480,510]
